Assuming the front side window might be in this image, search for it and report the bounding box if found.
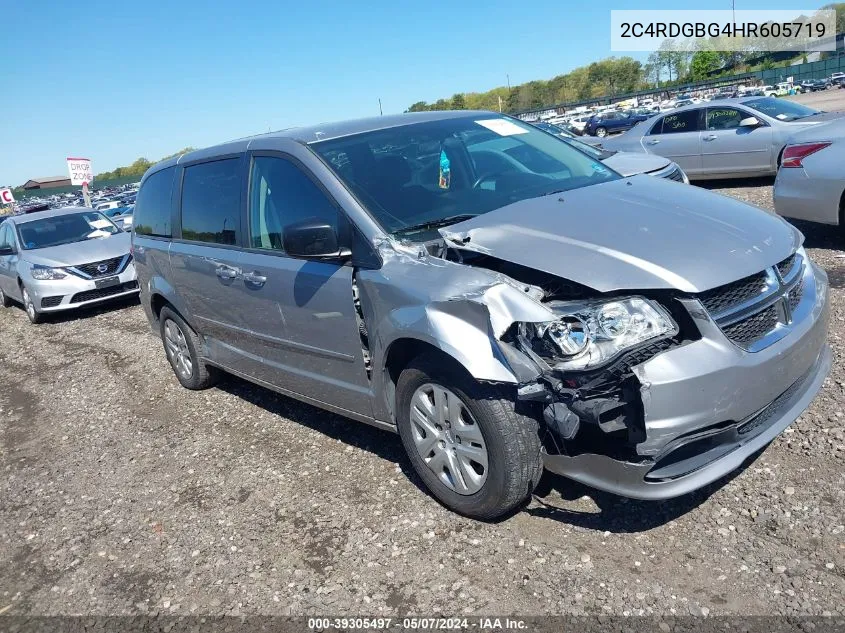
[312,116,620,239]
[134,167,175,237]
[180,159,241,245]
[16,212,120,250]
[655,110,700,135]
[706,107,751,130]
[0,224,10,248]
[248,156,338,251]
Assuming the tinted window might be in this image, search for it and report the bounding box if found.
[180,159,241,245]
[313,116,619,238]
[0,224,10,248]
[134,167,175,237]
[655,110,700,134]
[706,107,748,130]
[16,212,120,250]
[248,156,338,251]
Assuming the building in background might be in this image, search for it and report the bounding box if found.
[21,176,72,190]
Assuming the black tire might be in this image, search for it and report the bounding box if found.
[0,285,11,308]
[395,352,542,520]
[595,127,608,138]
[159,306,219,390]
[21,285,43,324]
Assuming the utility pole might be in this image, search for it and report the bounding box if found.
[507,74,511,91]
[379,98,383,116]
[498,95,503,112]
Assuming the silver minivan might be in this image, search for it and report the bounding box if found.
[133,111,830,519]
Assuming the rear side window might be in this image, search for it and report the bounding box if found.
[653,110,700,135]
[248,156,338,251]
[180,158,241,245]
[134,167,175,237]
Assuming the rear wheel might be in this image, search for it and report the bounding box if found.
[21,286,43,324]
[0,286,11,308]
[159,306,219,390]
[595,127,608,138]
[395,353,542,520]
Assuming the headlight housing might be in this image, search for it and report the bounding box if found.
[30,264,67,280]
[519,297,677,371]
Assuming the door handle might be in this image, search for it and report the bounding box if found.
[215,266,240,280]
[646,139,660,145]
[243,271,267,285]
[703,134,718,141]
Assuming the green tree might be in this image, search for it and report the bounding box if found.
[689,50,721,80]
[406,101,429,112]
[450,93,467,109]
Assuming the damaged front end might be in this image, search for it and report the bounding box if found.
[435,244,830,501]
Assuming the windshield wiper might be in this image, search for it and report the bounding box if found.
[395,214,479,235]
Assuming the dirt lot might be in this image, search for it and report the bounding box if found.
[2,186,845,616]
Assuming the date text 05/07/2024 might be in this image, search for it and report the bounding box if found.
[307,617,529,630]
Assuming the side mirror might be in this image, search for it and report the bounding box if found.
[283,219,350,260]
[739,116,760,127]
[0,245,16,256]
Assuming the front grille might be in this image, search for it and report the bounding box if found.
[777,253,797,279]
[70,280,138,304]
[664,166,685,182]
[721,304,780,347]
[696,252,808,352]
[788,277,805,313]
[698,270,769,316]
[73,255,127,278]
[40,296,63,308]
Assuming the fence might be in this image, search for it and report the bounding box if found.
[516,52,845,118]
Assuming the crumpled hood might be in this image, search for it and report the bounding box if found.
[22,232,131,268]
[601,151,671,177]
[440,177,800,293]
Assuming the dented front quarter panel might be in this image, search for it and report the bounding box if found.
[356,240,553,424]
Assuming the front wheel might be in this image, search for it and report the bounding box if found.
[159,306,219,390]
[395,353,542,520]
[21,286,43,324]
[595,127,608,138]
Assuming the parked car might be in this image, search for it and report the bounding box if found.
[568,113,593,134]
[95,201,121,211]
[530,121,689,182]
[132,110,829,519]
[800,79,829,92]
[0,208,138,323]
[584,110,650,137]
[105,205,134,230]
[773,118,845,235]
[828,72,845,83]
[600,97,844,180]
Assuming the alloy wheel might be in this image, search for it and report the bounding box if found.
[22,288,36,320]
[163,318,193,379]
[409,383,489,495]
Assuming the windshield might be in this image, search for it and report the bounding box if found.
[16,211,120,250]
[744,97,819,121]
[312,116,620,238]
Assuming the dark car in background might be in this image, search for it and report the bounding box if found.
[800,79,830,92]
[584,110,650,137]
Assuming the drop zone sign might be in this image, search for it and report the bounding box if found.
[0,188,14,205]
[67,157,93,186]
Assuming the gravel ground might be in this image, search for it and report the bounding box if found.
[1,183,844,619]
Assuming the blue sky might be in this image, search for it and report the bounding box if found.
[0,0,821,187]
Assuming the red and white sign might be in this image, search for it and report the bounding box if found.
[0,188,14,205]
[67,157,93,186]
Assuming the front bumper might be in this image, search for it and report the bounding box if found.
[542,261,830,500]
[25,262,139,313]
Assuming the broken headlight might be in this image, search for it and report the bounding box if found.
[519,297,677,371]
